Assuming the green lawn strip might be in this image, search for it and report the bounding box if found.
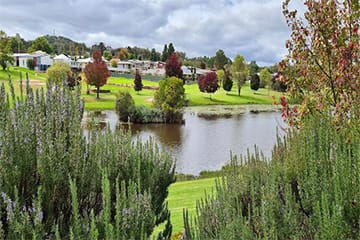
[0,67,47,81]
[153,177,217,237]
[2,67,285,111]
[184,82,282,106]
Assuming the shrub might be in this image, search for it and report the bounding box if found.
[115,90,135,122]
[183,112,360,239]
[154,76,185,123]
[26,58,35,70]
[250,74,260,91]
[130,105,165,123]
[0,78,175,239]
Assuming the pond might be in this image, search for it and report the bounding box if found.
[82,107,286,175]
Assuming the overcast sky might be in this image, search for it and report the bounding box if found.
[0,0,304,66]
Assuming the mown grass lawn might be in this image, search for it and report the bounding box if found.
[152,177,218,237]
[1,67,285,111]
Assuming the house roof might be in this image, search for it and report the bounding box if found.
[54,54,70,61]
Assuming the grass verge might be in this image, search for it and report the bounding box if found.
[1,67,285,111]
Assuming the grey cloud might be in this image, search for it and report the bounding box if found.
[0,0,295,65]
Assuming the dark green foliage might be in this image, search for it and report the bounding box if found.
[115,90,135,122]
[0,77,175,238]
[43,35,88,56]
[248,60,260,76]
[134,69,143,93]
[26,58,35,70]
[115,90,165,123]
[129,105,165,123]
[184,112,360,239]
[168,43,175,57]
[28,36,54,54]
[222,70,233,93]
[250,74,260,91]
[214,49,229,70]
[162,44,168,62]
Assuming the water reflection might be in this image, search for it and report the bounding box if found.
[82,110,285,175]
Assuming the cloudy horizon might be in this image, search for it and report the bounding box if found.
[1,0,305,66]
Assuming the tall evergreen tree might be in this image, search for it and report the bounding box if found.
[161,44,168,62]
[168,43,175,57]
[222,70,233,94]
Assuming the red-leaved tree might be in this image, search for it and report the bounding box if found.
[165,53,183,82]
[134,69,143,93]
[281,0,360,127]
[84,50,110,99]
[198,72,219,99]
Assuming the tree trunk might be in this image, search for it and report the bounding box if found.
[238,86,241,96]
[96,86,100,99]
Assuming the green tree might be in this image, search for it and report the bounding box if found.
[115,90,135,122]
[214,49,228,70]
[46,61,71,85]
[150,48,160,61]
[248,60,260,76]
[231,54,248,96]
[161,44,168,62]
[110,60,117,67]
[0,30,14,71]
[84,50,111,99]
[281,0,360,126]
[8,35,25,53]
[216,69,225,87]
[222,70,233,94]
[168,43,175,57]
[154,76,185,123]
[259,68,271,88]
[28,36,54,54]
[103,50,112,61]
[250,74,260,92]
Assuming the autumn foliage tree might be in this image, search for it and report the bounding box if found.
[84,50,110,99]
[281,0,360,126]
[198,71,219,99]
[134,69,143,93]
[165,53,183,82]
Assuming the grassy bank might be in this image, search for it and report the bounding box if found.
[1,67,285,111]
[153,177,217,236]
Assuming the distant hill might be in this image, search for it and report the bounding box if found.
[43,35,89,56]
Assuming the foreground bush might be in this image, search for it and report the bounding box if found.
[0,78,175,239]
[184,112,359,239]
[115,90,165,123]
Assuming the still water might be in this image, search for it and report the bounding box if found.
[82,110,285,175]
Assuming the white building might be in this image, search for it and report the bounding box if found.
[13,51,53,71]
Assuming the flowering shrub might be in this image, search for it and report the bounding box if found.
[0,76,175,239]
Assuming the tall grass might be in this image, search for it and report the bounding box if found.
[0,76,175,239]
[184,111,359,239]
